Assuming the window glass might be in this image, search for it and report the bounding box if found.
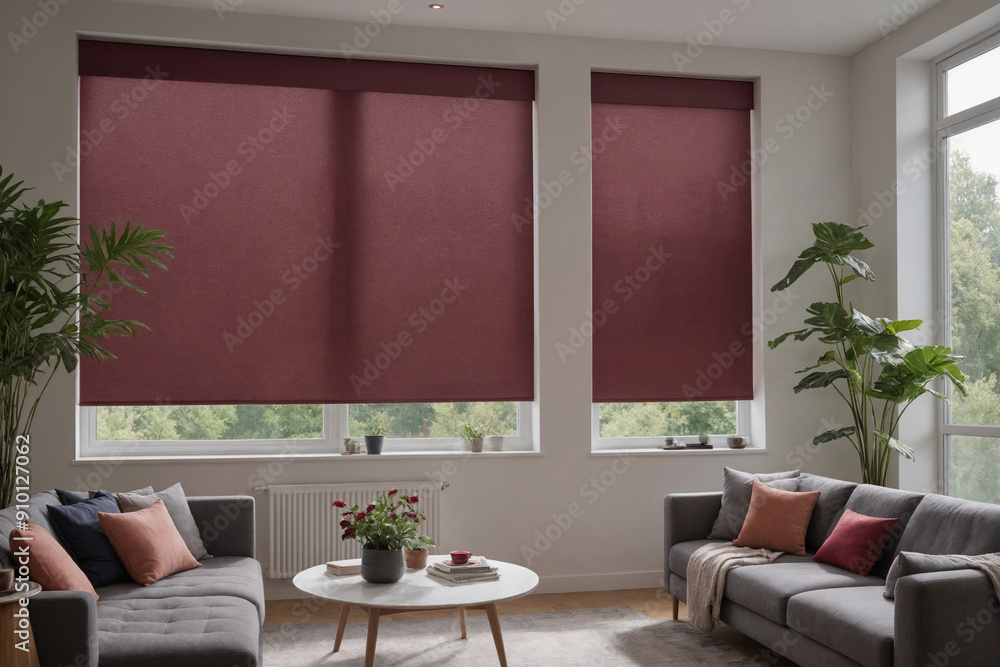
[946,45,1000,116]
[348,403,517,439]
[598,402,737,438]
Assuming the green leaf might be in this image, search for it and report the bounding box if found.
[874,430,916,461]
[770,222,874,292]
[812,426,856,445]
[793,369,848,393]
[797,351,837,373]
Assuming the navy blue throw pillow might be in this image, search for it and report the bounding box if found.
[55,488,90,505]
[47,491,130,587]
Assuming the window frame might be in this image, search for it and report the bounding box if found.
[78,402,534,459]
[934,27,1000,494]
[591,401,751,451]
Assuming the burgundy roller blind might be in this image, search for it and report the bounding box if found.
[78,40,534,406]
[591,73,754,403]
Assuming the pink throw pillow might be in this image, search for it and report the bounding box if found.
[733,479,820,556]
[8,522,98,599]
[98,499,201,585]
[813,508,900,575]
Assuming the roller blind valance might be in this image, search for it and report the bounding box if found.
[78,40,535,406]
[591,72,754,403]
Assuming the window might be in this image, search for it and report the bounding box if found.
[589,72,755,450]
[81,402,532,457]
[75,41,535,457]
[937,29,1000,503]
[593,401,750,450]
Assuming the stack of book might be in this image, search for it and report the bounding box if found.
[426,556,499,583]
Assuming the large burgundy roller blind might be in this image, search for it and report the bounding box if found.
[591,72,754,403]
[78,40,534,406]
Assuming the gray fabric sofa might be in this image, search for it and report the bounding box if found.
[0,491,263,667]
[664,473,1000,667]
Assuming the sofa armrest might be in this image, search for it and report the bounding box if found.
[894,569,1000,667]
[663,492,722,579]
[30,590,98,667]
[187,496,256,558]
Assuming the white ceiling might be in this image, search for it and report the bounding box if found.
[115,0,946,56]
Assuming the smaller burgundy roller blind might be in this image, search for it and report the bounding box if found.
[592,73,754,403]
[78,41,534,406]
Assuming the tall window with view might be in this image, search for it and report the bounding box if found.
[939,30,1000,504]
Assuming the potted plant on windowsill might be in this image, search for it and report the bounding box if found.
[0,166,171,507]
[364,411,391,455]
[333,489,436,583]
[460,422,486,452]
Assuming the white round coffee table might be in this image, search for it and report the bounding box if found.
[293,556,538,667]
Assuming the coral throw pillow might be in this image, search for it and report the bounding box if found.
[813,509,901,575]
[733,480,821,556]
[8,522,98,599]
[98,500,201,585]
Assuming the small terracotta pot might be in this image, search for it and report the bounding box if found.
[404,549,428,569]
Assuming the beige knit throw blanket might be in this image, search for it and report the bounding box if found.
[957,553,1000,598]
[687,542,782,633]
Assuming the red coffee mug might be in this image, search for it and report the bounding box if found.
[450,551,471,565]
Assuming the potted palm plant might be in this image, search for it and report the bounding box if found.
[769,222,967,485]
[333,489,436,583]
[0,166,171,507]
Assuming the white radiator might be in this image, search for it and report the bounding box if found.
[265,481,445,579]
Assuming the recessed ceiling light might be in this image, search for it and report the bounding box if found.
[429,4,444,8]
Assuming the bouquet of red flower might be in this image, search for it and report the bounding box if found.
[333,488,437,551]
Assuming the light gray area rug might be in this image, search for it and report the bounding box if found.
[263,606,757,666]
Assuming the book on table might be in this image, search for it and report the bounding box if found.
[427,556,499,583]
[326,558,362,575]
[426,567,500,583]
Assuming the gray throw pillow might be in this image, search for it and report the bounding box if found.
[709,468,802,540]
[117,483,209,560]
[883,551,970,599]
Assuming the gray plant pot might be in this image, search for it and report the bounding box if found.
[361,548,405,583]
[463,438,484,452]
[364,435,384,455]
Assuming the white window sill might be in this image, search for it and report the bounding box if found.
[591,446,767,457]
[73,450,544,464]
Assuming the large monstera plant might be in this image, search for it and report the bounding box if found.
[770,222,967,486]
[0,166,171,507]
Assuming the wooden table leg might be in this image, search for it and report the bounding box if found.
[484,603,507,667]
[333,603,352,652]
[458,606,467,639]
[364,607,381,667]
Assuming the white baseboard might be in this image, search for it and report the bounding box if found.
[264,569,665,601]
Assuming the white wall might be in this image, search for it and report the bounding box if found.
[850,0,1000,494]
[0,0,858,596]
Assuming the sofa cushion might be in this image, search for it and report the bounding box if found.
[733,480,820,555]
[117,484,210,560]
[0,490,63,568]
[709,468,801,540]
[787,586,894,667]
[669,539,812,578]
[8,522,99,599]
[894,493,1000,557]
[797,474,858,553]
[99,500,202,585]
[725,561,884,625]
[96,556,265,623]
[48,491,131,587]
[96,595,259,667]
[813,509,900,575]
[843,484,924,578]
[883,551,971,599]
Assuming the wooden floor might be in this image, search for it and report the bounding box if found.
[266,588,796,666]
